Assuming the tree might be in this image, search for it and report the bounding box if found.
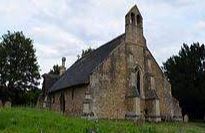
[81,47,94,57]
[0,31,40,105]
[49,64,60,75]
[77,47,95,59]
[162,42,205,120]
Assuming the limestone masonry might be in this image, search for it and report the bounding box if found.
[38,5,182,122]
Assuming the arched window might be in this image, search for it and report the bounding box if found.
[137,15,142,26]
[131,13,136,25]
[130,66,141,97]
[137,71,140,94]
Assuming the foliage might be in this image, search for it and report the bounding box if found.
[22,89,42,106]
[0,31,41,105]
[81,47,94,57]
[77,47,95,59]
[49,64,60,75]
[0,107,204,133]
[162,42,205,119]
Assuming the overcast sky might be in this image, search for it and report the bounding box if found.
[0,0,205,77]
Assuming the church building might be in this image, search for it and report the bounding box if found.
[40,5,182,122]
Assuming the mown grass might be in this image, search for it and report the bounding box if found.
[0,107,204,133]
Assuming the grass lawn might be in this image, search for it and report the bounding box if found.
[0,107,204,133]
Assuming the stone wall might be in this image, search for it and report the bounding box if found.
[146,49,169,117]
[172,98,183,121]
[50,85,88,116]
[145,99,161,122]
[65,86,88,116]
[125,41,146,119]
[46,5,182,122]
[90,40,127,119]
[50,92,61,112]
[125,43,145,99]
[145,49,182,120]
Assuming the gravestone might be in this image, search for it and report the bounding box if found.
[4,101,11,107]
[0,100,2,107]
[183,114,189,122]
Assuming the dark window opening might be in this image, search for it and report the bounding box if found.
[137,15,142,25]
[144,108,148,116]
[131,13,136,25]
[72,89,74,100]
[137,71,140,95]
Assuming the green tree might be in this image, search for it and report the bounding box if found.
[77,47,95,59]
[162,42,205,120]
[0,31,40,105]
[81,47,94,57]
[49,64,60,75]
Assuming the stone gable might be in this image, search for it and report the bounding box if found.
[40,4,182,122]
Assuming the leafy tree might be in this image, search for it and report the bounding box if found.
[163,42,205,120]
[23,89,41,107]
[81,47,94,57]
[77,47,95,59]
[0,31,40,105]
[49,64,60,75]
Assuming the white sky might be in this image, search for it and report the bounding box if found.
[0,0,205,82]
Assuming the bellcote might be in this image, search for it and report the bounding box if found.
[125,5,143,28]
[125,5,145,46]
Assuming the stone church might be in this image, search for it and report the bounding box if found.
[40,5,182,122]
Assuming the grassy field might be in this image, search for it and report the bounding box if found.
[0,107,204,133]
